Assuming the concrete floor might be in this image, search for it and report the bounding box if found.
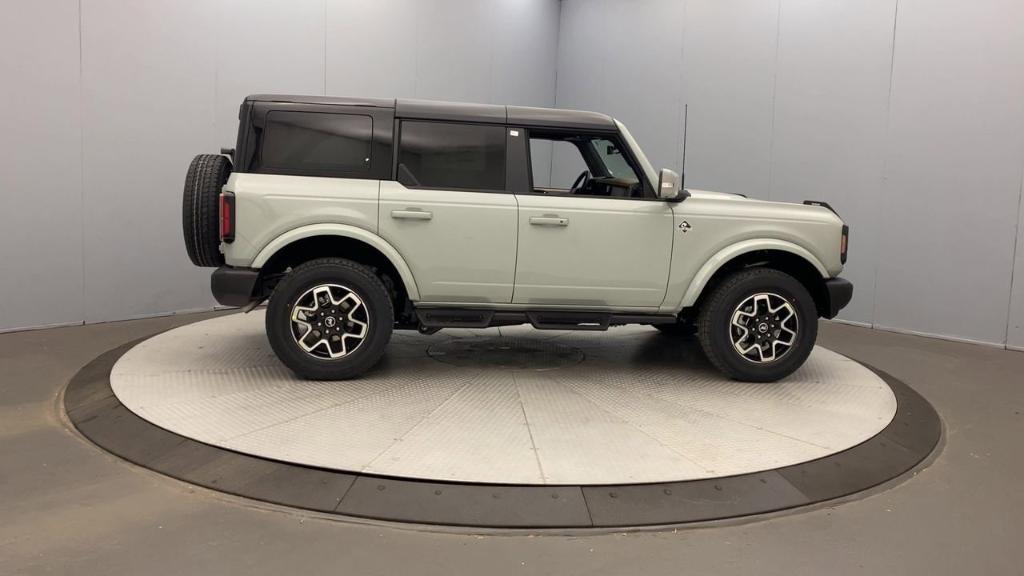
[1,312,1021,575]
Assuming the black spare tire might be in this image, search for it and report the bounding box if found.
[182,154,231,267]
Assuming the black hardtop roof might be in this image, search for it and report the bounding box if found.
[246,94,617,131]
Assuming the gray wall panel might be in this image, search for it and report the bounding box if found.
[216,0,326,147]
[326,0,560,106]
[554,0,606,114]
[414,0,493,103]
[680,0,779,198]
[0,0,84,331]
[80,0,219,323]
[872,0,1024,345]
[1,0,560,331]
[600,0,685,176]
[490,0,560,107]
[325,0,418,99]
[768,0,897,323]
[556,0,1024,346]
[7,0,1024,347]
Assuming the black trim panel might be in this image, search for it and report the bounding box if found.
[65,339,940,530]
[210,266,259,307]
[823,277,854,319]
[396,98,506,123]
[508,105,616,130]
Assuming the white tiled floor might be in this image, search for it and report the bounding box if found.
[111,311,897,485]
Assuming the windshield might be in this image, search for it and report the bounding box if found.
[615,120,658,189]
[591,138,636,180]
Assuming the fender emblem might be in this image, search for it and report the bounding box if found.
[679,220,692,233]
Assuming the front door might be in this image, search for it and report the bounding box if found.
[378,120,517,304]
[513,131,674,308]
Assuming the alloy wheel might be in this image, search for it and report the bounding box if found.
[729,292,799,363]
[289,284,370,359]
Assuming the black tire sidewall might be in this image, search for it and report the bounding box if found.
[700,270,818,382]
[266,260,393,380]
[182,154,230,267]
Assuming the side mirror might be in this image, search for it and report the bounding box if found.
[657,169,681,201]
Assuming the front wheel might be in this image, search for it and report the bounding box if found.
[697,268,817,382]
[266,258,393,380]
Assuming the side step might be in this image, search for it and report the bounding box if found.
[415,308,677,331]
[526,311,609,331]
[416,308,494,329]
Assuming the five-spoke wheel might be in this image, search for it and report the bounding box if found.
[267,258,393,380]
[697,268,817,382]
[290,284,370,359]
[729,292,799,363]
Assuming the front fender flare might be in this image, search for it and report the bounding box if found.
[678,239,829,309]
[252,223,421,301]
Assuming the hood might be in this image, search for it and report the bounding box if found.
[682,189,843,225]
[685,188,749,201]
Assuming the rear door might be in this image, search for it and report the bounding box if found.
[378,120,518,304]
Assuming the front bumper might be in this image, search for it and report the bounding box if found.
[822,277,853,319]
[211,266,259,307]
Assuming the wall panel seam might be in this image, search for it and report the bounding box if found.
[765,0,782,198]
[77,0,86,327]
[1004,154,1024,344]
[870,0,900,331]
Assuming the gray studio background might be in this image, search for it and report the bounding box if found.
[2,0,1023,351]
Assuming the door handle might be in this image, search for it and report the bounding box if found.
[529,216,569,227]
[391,209,433,221]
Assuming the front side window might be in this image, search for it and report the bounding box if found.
[529,131,646,199]
[397,121,506,191]
[260,111,372,175]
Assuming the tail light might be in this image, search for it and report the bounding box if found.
[840,225,849,264]
[219,192,235,243]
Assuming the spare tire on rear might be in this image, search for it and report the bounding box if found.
[182,154,231,267]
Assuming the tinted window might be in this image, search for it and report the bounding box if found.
[261,111,372,175]
[398,121,505,190]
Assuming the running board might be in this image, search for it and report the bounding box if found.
[415,308,677,331]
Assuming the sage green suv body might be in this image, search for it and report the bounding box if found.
[183,95,851,382]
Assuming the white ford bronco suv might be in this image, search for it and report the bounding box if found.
[183,95,851,382]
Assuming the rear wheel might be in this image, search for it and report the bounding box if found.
[697,268,817,382]
[266,258,393,380]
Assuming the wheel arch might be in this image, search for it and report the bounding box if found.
[679,239,830,317]
[253,224,420,302]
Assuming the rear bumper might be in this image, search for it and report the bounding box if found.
[822,277,853,319]
[211,266,259,307]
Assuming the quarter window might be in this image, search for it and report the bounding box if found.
[260,111,372,175]
[397,121,506,191]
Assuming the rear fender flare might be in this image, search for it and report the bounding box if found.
[252,223,420,301]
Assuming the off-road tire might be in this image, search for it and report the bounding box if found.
[697,268,817,382]
[266,258,393,380]
[182,154,231,267]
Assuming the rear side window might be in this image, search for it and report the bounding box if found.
[260,111,372,176]
[397,121,505,191]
